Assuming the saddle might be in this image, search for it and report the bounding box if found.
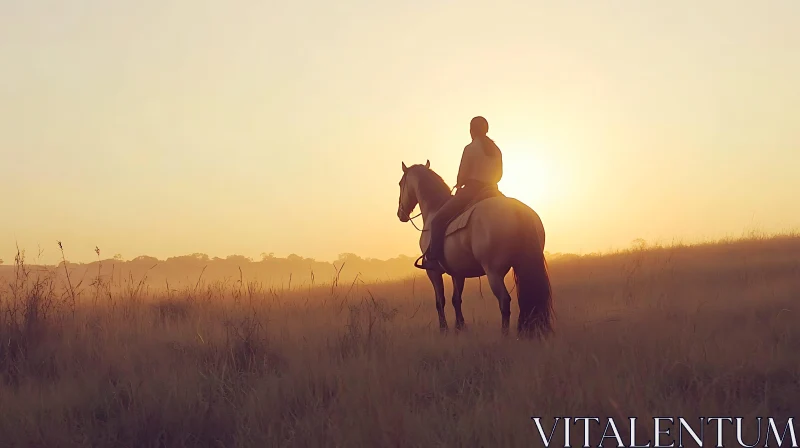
[445,186,505,233]
[415,186,505,273]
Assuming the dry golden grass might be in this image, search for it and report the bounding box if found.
[0,235,798,447]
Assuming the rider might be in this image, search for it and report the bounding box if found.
[417,116,504,270]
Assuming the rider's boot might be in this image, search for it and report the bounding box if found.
[415,251,442,270]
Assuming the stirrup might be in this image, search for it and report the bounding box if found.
[414,254,443,271]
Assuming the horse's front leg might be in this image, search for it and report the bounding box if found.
[426,270,448,333]
[451,276,466,331]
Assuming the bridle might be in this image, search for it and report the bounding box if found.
[399,171,457,233]
[398,172,425,232]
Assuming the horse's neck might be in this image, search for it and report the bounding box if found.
[415,186,448,225]
[418,200,439,225]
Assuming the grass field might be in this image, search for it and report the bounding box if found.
[0,235,798,447]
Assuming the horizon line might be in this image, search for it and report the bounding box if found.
[3,229,798,267]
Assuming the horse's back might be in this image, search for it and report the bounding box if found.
[430,195,544,275]
[473,195,540,223]
[470,196,545,249]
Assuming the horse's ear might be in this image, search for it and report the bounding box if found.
[402,162,408,173]
[425,159,430,169]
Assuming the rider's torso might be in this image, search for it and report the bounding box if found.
[459,139,502,186]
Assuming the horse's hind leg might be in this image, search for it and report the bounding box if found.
[486,269,512,336]
[451,276,466,331]
[427,270,448,333]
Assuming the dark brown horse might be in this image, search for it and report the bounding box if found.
[397,160,553,338]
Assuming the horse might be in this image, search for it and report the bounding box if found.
[396,160,553,338]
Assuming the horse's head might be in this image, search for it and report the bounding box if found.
[397,159,430,222]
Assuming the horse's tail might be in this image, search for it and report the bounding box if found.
[512,206,554,338]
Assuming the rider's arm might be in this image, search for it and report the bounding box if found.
[495,150,503,184]
[455,145,470,189]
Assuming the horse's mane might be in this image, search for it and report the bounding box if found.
[412,165,452,209]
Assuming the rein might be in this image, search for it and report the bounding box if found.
[408,212,425,232]
[403,184,458,233]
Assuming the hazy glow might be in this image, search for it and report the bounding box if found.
[1,0,799,264]
[498,143,570,210]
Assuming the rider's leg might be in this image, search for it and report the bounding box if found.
[424,188,476,265]
[426,205,452,262]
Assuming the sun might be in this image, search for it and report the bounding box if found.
[497,142,560,208]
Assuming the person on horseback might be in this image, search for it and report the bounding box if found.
[417,116,504,270]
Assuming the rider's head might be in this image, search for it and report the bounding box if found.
[470,116,489,139]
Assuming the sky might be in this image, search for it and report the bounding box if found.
[1,0,798,265]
